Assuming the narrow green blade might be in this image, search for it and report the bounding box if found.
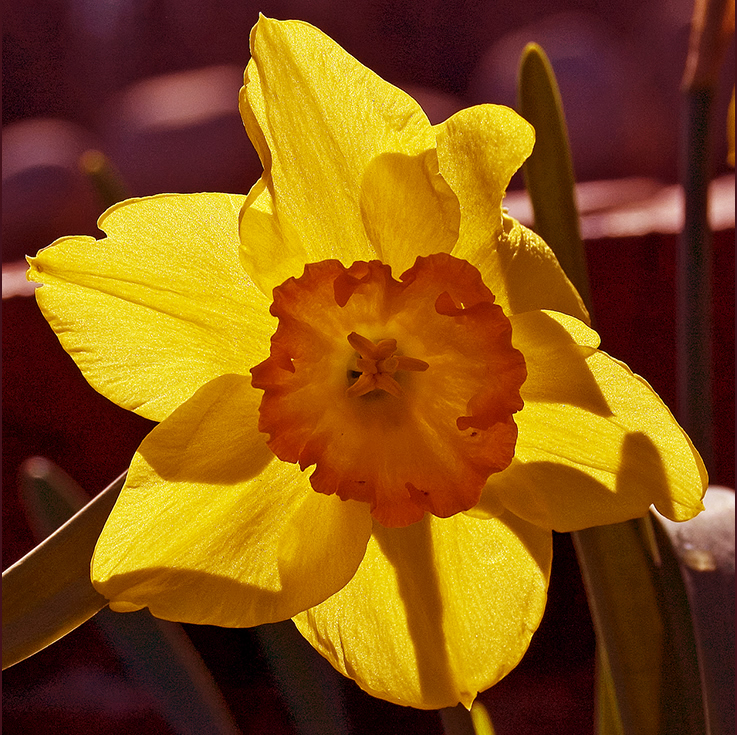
[654,487,735,735]
[255,620,351,735]
[517,43,593,316]
[2,472,124,669]
[440,701,496,735]
[595,646,625,735]
[573,517,705,735]
[470,701,497,735]
[79,149,130,209]
[19,456,90,541]
[517,42,706,735]
[13,460,243,733]
[440,703,477,735]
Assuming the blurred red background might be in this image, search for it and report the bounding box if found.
[3,1,734,733]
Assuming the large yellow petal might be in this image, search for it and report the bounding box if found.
[359,149,460,275]
[27,193,274,423]
[493,216,589,321]
[239,180,311,297]
[293,511,551,710]
[240,17,436,271]
[240,141,460,298]
[92,374,373,627]
[475,311,707,531]
[435,106,588,322]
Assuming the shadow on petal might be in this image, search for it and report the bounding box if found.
[373,520,458,706]
[136,374,274,485]
[479,435,673,532]
[98,565,332,628]
[617,431,673,518]
[513,310,611,417]
[360,149,459,273]
[496,510,554,576]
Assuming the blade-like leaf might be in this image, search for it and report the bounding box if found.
[595,646,625,735]
[517,42,593,316]
[2,472,124,670]
[19,456,90,541]
[470,701,496,735]
[14,459,243,733]
[574,516,705,735]
[440,703,478,735]
[79,149,130,209]
[654,487,735,735]
[255,620,351,735]
[518,42,707,735]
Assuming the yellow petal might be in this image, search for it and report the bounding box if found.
[494,216,589,321]
[359,149,460,274]
[476,310,707,531]
[435,105,588,322]
[239,146,461,297]
[240,17,435,270]
[239,180,311,297]
[27,193,274,423]
[92,374,373,626]
[293,511,551,709]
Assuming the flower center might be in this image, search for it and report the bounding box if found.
[346,331,429,398]
[251,253,526,527]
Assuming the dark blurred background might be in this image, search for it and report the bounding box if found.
[3,1,734,733]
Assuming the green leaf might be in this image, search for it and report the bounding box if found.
[2,472,124,670]
[517,43,593,316]
[19,456,90,541]
[470,701,496,735]
[12,460,243,733]
[518,42,708,735]
[79,149,130,209]
[440,704,477,735]
[573,516,705,735]
[595,646,625,735]
[255,620,351,735]
[654,487,735,735]
[440,701,496,735]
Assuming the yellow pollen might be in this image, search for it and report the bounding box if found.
[346,331,429,398]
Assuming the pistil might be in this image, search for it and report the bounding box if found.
[346,331,429,398]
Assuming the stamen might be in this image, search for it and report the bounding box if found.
[346,331,429,398]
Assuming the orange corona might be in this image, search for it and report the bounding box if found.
[251,252,527,527]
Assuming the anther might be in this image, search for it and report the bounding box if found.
[346,331,429,398]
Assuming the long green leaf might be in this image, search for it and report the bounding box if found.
[517,42,706,735]
[2,472,124,669]
[19,456,91,540]
[15,459,243,733]
[573,518,705,735]
[654,487,735,735]
[595,646,625,735]
[517,43,593,316]
[440,704,478,735]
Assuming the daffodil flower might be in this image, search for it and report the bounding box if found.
[27,17,706,710]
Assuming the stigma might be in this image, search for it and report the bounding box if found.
[346,332,429,398]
